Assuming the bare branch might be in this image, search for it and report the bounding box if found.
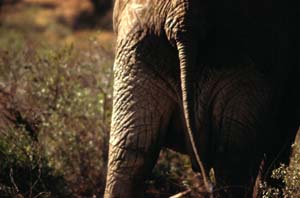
[9,168,19,194]
[169,189,191,198]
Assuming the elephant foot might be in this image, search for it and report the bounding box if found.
[104,172,144,198]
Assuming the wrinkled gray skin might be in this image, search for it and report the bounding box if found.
[104,0,299,197]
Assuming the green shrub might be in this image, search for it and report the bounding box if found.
[260,130,300,198]
[0,125,69,198]
[0,30,113,197]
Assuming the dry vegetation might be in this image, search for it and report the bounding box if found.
[0,1,299,198]
[0,1,113,197]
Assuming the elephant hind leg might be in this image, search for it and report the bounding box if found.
[211,119,265,198]
[212,157,261,198]
[104,58,177,198]
[206,69,274,197]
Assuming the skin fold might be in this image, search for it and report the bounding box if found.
[104,0,299,197]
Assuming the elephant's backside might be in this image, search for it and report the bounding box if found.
[104,1,300,197]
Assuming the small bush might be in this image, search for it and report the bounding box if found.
[0,125,69,198]
[260,130,300,198]
[0,29,113,197]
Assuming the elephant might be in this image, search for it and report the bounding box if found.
[104,0,299,197]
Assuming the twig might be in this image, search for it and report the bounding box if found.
[169,189,191,198]
[10,168,19,194]
[33,192,51,198]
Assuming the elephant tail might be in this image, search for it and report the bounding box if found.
[176,37,213,194]
[166,0,212,193]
